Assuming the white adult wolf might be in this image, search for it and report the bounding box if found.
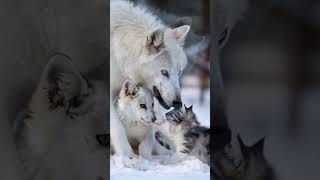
[110,0,190,157]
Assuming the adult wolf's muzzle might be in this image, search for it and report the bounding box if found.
[172,96,182,108]
[153,86,171,109]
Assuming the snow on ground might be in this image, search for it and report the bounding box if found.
[111,87,210,180]
[111,155,209,180]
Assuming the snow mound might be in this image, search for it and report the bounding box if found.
[111,155,210,180]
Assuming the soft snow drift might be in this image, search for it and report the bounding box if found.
[111,88,210,180]
[111,155,210,180]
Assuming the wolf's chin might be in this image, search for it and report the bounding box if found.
[153,86,171,109]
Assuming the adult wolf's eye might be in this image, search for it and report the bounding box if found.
[152,103,154,107]
[161,69,169,78]
[140,104,147,109]
[178,70,182,76]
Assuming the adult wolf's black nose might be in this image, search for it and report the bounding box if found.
[151,117,157,122]
[172,101,182,108]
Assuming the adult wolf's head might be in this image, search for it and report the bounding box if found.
[117,79,156,124]
[127,25,190,109]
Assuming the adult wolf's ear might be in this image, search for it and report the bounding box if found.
[171,25,190,45]
[123,79,139,98]
[41,53,89,109]
[146,29,164,53]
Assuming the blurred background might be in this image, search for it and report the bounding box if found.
[220,0,320,179]
[131,0,211,127]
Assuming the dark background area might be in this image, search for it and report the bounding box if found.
[220,0,320,179]
[0,0,108,179]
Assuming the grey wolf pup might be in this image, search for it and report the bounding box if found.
[155,105,210,164]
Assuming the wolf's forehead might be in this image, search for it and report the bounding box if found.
[152,51,172,67]
[159,49,187,71]
[164,45,187,70]
[136,89,153,102]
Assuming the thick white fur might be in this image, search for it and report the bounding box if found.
[115,79,155,160]
[110,0,190,157]
[115,80,174,159]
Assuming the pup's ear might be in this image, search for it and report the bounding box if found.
[41,53,89,109]
[184,104,194,117]
[146,29,165,54]
[186,105,193,111]
[171,25,190,45]
[123,79,139,98]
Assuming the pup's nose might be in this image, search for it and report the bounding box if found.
[151,117,157,122]
[172,101,182,109]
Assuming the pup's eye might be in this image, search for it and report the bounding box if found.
[178,70,182,76]
[140,104,147,109]
[152,103,154,107]
[161,70,169,78]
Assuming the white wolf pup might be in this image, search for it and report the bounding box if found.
[110,0,190,157]
[14,55,108,180]
[114,79,156,160]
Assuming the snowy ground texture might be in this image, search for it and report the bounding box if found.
[111,87,210,180]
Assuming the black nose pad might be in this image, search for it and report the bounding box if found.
[172,101,182,109]
[152,117,157,122]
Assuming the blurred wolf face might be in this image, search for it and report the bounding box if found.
[213,135,275,180]
[16,54,108,180]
